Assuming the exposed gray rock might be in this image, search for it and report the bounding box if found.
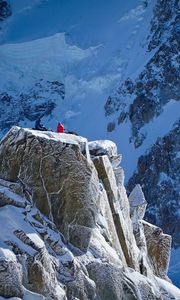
[0,252,23,298]
[97,183,126,263]
[87,262,139,300]
[125,270,162,300]
[129,184,147,231]
[0,127,99,251]
[0,178,24,197]
[87,262,164,300]
[89,139,122,169]
[27,248,66,300]
[142,220,172,280]
[66,261,96,300]
[93,154,139,270]
[89,139,118,158]
[0,128,179,300]
[69,225,92,252]
[128,185,154,278]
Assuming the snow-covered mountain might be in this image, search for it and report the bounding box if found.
[0,0,179,287]
[0,126,180,300]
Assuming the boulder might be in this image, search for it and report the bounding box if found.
[66,261,96,300]
[69,225,92,252]
[88,140,118,157]
[27,248,66,300]
[87,262,139,300]
[88,140,122,168]
[129,184,147,230]
[129,185,156,278]
[0,249,23,298]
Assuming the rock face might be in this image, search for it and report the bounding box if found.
[142,221,172,281]
[0,127,179,300]
[87,262,139,300]
[105,0,179,147]
[0,252,23,299]
[0,127,98,251]
[128,122,180,248]
[93,154,139,270]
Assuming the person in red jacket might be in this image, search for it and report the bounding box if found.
[57,122,64,133]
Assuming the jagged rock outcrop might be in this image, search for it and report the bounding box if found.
[93,154,139,270]
[104,0,179,148]
[0,127,99,252]
[129,185,154,278]
[128,121,180,248]
[89,140,122,168]
[142,221,172,281]
[128,184,172,281]
[0,127,179,300]
[0,0,11,21]
[129,184,147,231]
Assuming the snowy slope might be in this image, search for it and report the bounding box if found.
[0,0,156,141]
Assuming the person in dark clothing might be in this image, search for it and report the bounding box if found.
[67,131,78,136]
[35,118,47,131]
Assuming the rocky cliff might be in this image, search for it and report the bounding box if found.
[0,0,179,260]
[104,0,180,251]
[0,127,179,300]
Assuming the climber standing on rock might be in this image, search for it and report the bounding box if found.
[35,118,47,131]
[57,122,64,133]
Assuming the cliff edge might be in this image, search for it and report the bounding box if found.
[0,127,179,300]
